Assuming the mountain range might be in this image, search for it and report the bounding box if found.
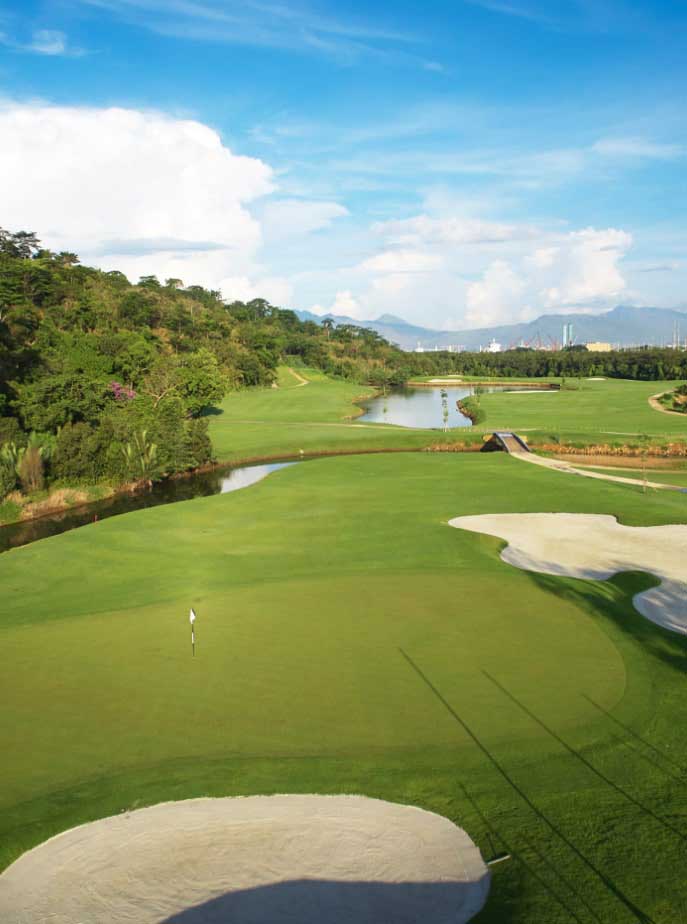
[295,305,687,352]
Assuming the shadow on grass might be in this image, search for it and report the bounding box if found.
[459,782,599,924]
[584,698,685,778]
[482,671,687,846]
[399,649,656,924]
[163,878,489,924]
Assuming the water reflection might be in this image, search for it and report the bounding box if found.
[0,461,297,555]
[359,385,541,429]
[359,386,475,429]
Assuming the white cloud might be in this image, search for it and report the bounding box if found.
[350,209,634,328]
[260,198,348,242]
[311,290,365,319]
[0,29,85,56]
[219,275,293,306]
[373,213,540,246]
[465,261,527,327]
[464,228,632,327]
[0,102,275,290]
[359,248,443,273]
[72,0,422,66]
[592,137,683,160]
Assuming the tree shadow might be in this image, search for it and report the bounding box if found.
[163,877,490,924]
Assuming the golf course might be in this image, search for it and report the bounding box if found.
[1,370,687,923]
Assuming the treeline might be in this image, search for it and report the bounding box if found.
[408,346,687,380]
[0,228,404,500]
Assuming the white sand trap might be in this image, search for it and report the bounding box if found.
[449,513,687,634]
[0,795,490,924]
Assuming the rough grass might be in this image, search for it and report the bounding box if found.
[1,453,687,923]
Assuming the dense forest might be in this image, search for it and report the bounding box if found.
[409,344,687,380]
[0,228,405,501]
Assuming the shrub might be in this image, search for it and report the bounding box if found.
[52,422,107,482]
[458,397,486,425]
[0,460,16,499]
[187,418,213,467]
[17,446,45,492]
[0,417,24,449]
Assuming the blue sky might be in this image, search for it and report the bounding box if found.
[0,0,685,329]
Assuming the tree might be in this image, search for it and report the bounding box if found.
[0,228,41,258]
[176,348,226,417]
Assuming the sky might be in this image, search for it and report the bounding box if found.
[0,0,685,330]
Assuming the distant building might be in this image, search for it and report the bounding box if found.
[414,341,425,353]
[586,341,612,352]
[485,339,502,353]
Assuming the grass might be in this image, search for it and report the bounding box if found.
[207,366,477,461]
[2,452,687,923]
[206,370,687,467]
[477,378,687,439]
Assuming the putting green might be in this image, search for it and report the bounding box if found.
[1,453,687,924]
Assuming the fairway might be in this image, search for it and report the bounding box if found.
[206,369,687,466]
[2,453,687,923]
[477,378,687,438]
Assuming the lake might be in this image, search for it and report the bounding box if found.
[358,384,543,429]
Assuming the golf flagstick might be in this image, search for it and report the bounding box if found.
[190,608,196,656]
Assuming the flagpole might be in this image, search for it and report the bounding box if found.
[189,608,197,657]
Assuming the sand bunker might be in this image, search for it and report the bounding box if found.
[450,513,687,634]
[0,795,490,924]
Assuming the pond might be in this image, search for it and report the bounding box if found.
[358,385,543,429]
[0,461,296,555]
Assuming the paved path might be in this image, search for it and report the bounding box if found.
[503,440,686,492]
[516,450,686,491]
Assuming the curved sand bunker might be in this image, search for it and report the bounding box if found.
[0,795,490,924]
[450,513,687,635]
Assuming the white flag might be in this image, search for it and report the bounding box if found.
[189,608,196,625]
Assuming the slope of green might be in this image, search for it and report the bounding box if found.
[1,452,687,924]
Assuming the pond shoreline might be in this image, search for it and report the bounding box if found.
[0,446,439,539]
[407,380,560,389]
